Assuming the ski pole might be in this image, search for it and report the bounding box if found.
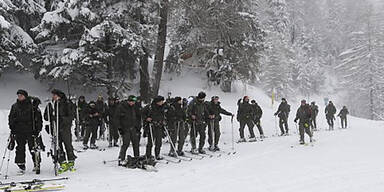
[210,120,215,149]
[0,134,11,175]
[4,147,11,179]
[274,116,278,136]
[163,125,179,158]
[231,115,235,152]
[149,123,155,157]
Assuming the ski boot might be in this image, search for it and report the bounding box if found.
[191,148,199,155]
[260,134,266,139]
[83,144,89,150]
[168,151,177,158]
[177,151,185,156]
[310,137,315,143]
[108,143,113,148]
[299,140,305,145]
[90,144,98,149]
[280,133,285,136]
[68,161,76,172]
[33,163,40,174]
[248,137,257,142]
[155,156,164,160]
[208,145,215,151]
[113,142,119,147]
[214,145,220,151]
[58,162,69,174]
[237,138,246,143]
[17,164,26,175]
[198,148,206,154]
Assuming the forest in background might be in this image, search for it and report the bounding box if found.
[1,0,384,119]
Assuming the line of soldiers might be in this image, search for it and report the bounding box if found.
[73,91,235,165]
[273,98,349,144]
[8,88,350,174]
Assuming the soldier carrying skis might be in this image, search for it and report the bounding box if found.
[44,89,76,174]
[274,98,291,136]
[8,90,43,175]
[206,96,233,151]
[294,100,313,145]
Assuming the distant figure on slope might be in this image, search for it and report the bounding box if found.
[274,98,291,136]
[294,100,313,145]
[325,101,337,130]
[338,106,349,129]
[310,101,319,131]
[251,100,265,139]
[237,96,257,142]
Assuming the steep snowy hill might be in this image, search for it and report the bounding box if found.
[1,72,383,192]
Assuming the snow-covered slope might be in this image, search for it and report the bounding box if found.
[1,72,384,192]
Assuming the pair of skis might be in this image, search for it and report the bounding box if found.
[0,177,68,192]
[46,101,61,176]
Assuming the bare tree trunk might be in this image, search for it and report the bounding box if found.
[140,49,151,103]
[152,0,169,96]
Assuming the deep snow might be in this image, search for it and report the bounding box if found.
[1,72,384,192]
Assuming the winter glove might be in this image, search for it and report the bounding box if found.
[274,112,278,116]
[45,125,50,134]
[294,118,298,123]
[304,123,309,128]
[118,129,124,136]
[7,134,16,151]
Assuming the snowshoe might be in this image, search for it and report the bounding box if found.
[214,146,220,151]
[299,140,305,145]
[237,138,246,143]
[198,149,206,154]
[83,144,89,150]
[208,145,215,151]
[113,143,119,147]
[108,143,113,148]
